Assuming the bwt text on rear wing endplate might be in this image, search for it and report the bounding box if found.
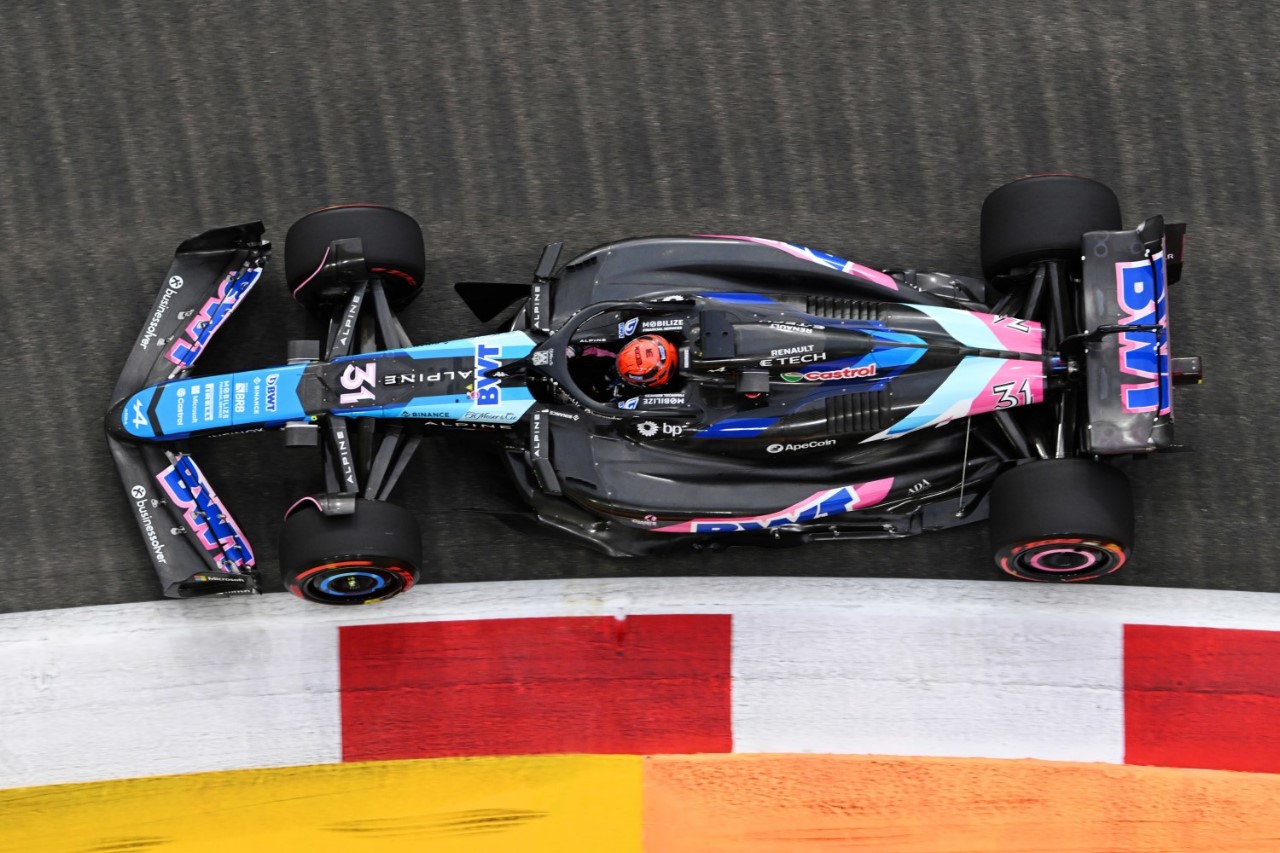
[1080,216,1195,454]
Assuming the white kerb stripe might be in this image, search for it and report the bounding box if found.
[732,608,1124,762]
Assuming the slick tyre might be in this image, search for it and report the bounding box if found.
[285,204,426,312]
[989,459,1134,582]
[280,498,422,605]
[980,175,1122,279]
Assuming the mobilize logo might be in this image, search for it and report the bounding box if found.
[781,363,878,382]
[640,318,684,332]
[767,438,836,453]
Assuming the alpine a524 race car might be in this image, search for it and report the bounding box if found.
[107,176,1199,604]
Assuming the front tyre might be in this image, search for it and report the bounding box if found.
[989,459,1134,582]
[284,204,426,313]
[280,498,422,605]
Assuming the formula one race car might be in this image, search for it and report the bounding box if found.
[107,176,1199,604]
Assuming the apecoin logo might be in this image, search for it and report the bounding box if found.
[767,439,836,453]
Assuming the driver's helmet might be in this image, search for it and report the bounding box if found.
[616,334,676,387]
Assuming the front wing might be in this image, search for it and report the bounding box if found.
[107,223,268,597]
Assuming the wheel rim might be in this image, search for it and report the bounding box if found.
[999,538,1126,582]
[289,560,416,605]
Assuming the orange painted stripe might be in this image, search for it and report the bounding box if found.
[642,754,1280,852]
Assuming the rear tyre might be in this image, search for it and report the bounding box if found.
[989,459,1134,582]
[980,175,1122,279]
[280,498,422,605]
[284,204,426,312]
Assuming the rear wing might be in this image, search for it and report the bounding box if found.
[107,223,268,597]
[1080,216,1186,454]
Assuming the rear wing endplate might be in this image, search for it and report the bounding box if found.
[1081,217,1183,454]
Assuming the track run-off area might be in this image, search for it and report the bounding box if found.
[4,577,1280,851]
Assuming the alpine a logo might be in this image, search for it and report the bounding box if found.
[766,439,836,453]
[781,363,878,382]
[618,317,639,337]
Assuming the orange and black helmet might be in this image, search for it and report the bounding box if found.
[616,334,676,387]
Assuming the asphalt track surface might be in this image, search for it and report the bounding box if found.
[1,1,1275,612]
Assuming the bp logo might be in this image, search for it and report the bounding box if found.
[636,421,660,438]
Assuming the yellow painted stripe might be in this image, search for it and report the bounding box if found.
[643,754,1280,852]
[0,755,642,853]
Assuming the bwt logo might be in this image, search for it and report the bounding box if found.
[265,373,279,412]
[1116,255,1170,414]
[691,486,861,532]
[473,342,502,406]
[157,457,253,569]
[165,268,261,368]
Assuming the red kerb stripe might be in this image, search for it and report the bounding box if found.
[339,614,732,761]
[1125,624,1280,773]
